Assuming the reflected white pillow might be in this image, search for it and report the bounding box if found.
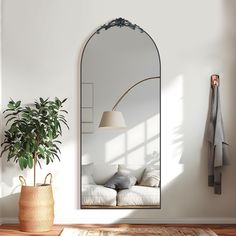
[82,163,96,185]
[139,168,160,187]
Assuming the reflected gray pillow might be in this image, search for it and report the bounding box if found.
[104,172,136,190]
[140,168,160,187]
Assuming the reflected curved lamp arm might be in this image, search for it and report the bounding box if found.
[99,76,160,129]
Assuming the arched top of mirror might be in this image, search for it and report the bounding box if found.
[81,18,161,130]
[81,18,161,84]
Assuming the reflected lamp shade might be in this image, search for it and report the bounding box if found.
[99,111,126,129]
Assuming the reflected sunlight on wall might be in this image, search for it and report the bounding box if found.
[105,114,160,167]
[127,123,145,150]
[105,133,126,163]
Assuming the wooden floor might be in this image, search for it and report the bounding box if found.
[0,224,236,236]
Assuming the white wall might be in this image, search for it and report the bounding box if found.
[1,0,236,224]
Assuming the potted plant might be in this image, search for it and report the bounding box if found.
[0,97,69,232]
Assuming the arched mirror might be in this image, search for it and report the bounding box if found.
[81,18,161,209]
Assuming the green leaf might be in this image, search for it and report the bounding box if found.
[4,110,21,119]
[0,145,11,157]
[26,143,30,152]
[3,108,16,114]
[28,157,33,168]
[55,97,61,107]
[13,155,18,162]
[38,146,45,156]
[1,97,68,170]
[52,152,60,161]
[15,101,21,108]
[61,98,67,104]
[53,144,61,154]
[37,160,42,169]
[6,116,17,126]
[60,119,70,130]
[61,109,68,114]
[35,103,40,109]
[7,103,15,109]
[49,148,57,154]
[23,158,28,168]
[54,140,62,144]
[46,156,50,165]
[48,129,53,140]
[1,141,9,147]
[19,158,25,170]
[57,122,62,135]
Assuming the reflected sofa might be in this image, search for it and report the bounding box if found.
[82,164,160,208]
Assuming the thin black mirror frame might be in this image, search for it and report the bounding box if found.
[80,17,161,209]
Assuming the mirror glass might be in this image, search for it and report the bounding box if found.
[81,20,161,209]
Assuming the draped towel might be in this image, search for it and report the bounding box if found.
[207,85,229,194]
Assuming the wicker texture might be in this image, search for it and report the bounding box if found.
[19,174,54,232]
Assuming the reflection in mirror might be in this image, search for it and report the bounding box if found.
[81,18,161,209]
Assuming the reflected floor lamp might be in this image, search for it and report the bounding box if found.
[99,76,160,129]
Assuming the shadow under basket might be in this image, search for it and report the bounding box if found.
[18,174,54,232]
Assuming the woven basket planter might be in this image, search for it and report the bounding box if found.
[19,173,54,232]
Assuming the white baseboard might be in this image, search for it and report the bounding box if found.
[1,217,236,224]
[54,217,236,224]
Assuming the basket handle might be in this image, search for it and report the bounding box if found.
[44,173,52,185]
[19,176,26,186]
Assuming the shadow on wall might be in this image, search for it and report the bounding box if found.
[1,156,27,187]
[0,193,20,219]
[0,134,24,218]
[1,175,21,218]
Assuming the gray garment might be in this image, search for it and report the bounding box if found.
[207,86,229,194]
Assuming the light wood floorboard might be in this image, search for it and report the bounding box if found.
[0,224,236,236]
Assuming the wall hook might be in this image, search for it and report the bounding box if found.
[211,74,219,88]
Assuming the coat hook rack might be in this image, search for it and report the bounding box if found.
[211,74,219,88]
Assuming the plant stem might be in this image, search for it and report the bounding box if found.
[33,152,37,187]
